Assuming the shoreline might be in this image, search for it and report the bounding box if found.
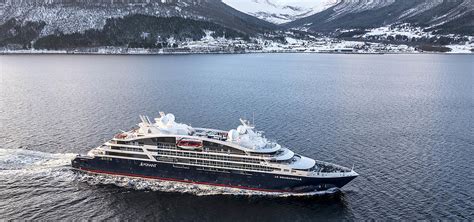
[1,50,472,56]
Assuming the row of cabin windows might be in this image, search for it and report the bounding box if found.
[154,150,261,163]
[203,141,246,154]
[154,142,279,160]
[155,156,175,162]
[116,137,176,145]
[110,146,144,152]
[105,151,149,159]
[196,167,230,173]
[154,141,246,155]
[153,137,176,144]
[185,159,275,172]
[152,156,275,172]
[120,137,277,158]
[270,157,298,164]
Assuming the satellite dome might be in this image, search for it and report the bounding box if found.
[161,116,168,124]
[166,113,175,123]
[237,125,247,134]
[228,129,239,141]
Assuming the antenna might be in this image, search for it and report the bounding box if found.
[146,116,152,124]
[252,112,255,127]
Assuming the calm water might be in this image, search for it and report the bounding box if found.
[0,54,473,220]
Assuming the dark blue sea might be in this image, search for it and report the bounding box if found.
[1,53,473,220]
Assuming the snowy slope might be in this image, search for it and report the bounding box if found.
[0,0,277,36]
[286,0,474,35]
[222,0,339,24]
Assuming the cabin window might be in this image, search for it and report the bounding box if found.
[110,146,143,152]
[203,141,245,154]
[156,137,176,144]
[105,151,149,159]
[140,138,156,145]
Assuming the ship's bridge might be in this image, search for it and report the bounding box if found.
[226,118,281,152]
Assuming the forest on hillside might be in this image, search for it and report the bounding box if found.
[0,15,249,50]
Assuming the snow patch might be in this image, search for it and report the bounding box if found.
[0,4,200,36]
[362,24,433,39]
[446,44,474,53]
[222,0,339,24]
[201,30,215,42]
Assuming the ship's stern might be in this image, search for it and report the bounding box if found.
[71,155,94,170]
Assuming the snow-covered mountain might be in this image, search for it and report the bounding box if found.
[285,0,474,35]
[0,0,276,36]
[1,0,472,52]
[222,0,339,24]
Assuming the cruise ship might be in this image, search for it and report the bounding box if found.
[72,112,358,193]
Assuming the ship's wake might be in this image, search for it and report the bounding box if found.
[0,148,77,172]
[0,148,340,197]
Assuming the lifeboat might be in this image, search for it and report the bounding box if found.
[177,138,203,150]
[115,133,128,139]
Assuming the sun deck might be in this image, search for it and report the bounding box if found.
[192,128,229,141]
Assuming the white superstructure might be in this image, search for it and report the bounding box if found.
[85,112,358,179]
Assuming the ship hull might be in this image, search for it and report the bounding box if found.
[72,156,356,193]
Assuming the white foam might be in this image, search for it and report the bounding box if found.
[0,148,76,172]
[76,172,341,197]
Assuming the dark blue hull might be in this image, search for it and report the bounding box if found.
[71,156,356,192]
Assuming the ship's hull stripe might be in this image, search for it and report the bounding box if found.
[78,167,290,193]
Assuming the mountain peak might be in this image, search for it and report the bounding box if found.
[222,0,339,24]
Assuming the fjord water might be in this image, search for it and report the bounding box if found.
[1,54,473,220]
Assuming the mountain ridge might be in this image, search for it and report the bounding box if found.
[0,0,277,37]
[217,0,473,35]
[0,0,472,53]
[283,0,473,35]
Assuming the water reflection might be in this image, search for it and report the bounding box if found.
[101,186,351,221]
[1,54,473,220]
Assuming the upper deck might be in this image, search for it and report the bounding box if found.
[87,112,358,175]
[115,113,283,154]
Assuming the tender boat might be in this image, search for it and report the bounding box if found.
[177,138,203,150]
